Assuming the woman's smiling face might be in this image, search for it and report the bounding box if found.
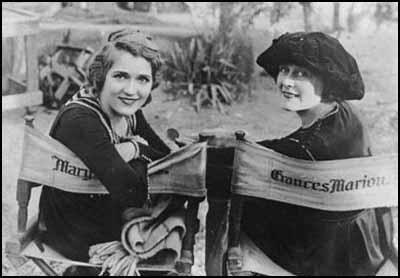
[276,64,324,111]
[99,50,153,118]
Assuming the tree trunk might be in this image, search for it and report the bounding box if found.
[300,2,312,32]
[347,3,356,32]
[270,3,282,25]
[333,2,341,31]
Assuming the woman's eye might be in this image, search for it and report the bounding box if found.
[113,73,127,80]
[278,66,289,73]
[294,70,309,78]
[138,76,150,83]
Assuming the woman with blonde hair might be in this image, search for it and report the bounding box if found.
[38,29,171,275]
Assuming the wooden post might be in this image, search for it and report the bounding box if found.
[24,34,39,93]
[17,115,35,232]
[175,133,210,274]
[2,7,43,111]
[227,131,246,273]
[11,36,26,78]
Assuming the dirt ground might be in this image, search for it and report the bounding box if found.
[2,20,398,276]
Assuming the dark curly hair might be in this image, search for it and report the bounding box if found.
[87,29,162,106]
[256,32,365,102]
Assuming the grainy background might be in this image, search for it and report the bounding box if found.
[3,2,398,276]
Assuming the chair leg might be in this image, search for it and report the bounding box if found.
[228,195,243,247]
[205,197,230,276]
[17,179,33,233]
[175,197,202,274]
[227,195,244,273]
[31,258,59,276]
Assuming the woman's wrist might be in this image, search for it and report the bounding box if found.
[122,137,166,162]
[128,139,140,159]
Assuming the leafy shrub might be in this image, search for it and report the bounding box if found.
[162,30,253,112]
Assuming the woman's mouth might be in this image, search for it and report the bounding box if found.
[119,97,139,105]
[281,90,299,99]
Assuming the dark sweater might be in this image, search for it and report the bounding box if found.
[39,105,170,261]
[242,101,386,275]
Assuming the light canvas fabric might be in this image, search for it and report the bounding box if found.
[231,140,398,211]
[19,125,207,197]
[230,140,398,276]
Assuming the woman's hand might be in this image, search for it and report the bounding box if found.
[129,135,149,146]
[114,136,149,162]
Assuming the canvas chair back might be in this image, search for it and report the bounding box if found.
[19,124,207,197]
[226,138,398,275]
[231,140,397,210]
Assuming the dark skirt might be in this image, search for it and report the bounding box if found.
[39,187,123,261]
[242,198,388,276]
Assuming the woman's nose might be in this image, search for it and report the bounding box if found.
[124,81,140,97]
[281,75,294,88]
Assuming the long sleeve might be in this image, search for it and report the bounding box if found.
[257,102,372,161]
[135,110,171,155]
[132,110,171,162]
[256,137,314,160]
[51,106,148,208]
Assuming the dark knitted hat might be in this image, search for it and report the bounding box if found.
[256,32,365,100]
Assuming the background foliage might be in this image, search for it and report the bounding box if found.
[162,30,253,112]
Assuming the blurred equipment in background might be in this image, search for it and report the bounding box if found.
[2,7,42,112]
[39,45,93,109]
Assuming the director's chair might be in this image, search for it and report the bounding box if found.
[225,133,398,276]
[5,116,207,276]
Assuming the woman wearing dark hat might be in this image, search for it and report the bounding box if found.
[38,29,172,274]
[240,32,392,275]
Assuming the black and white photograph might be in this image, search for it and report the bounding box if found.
[2,2,398,276]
